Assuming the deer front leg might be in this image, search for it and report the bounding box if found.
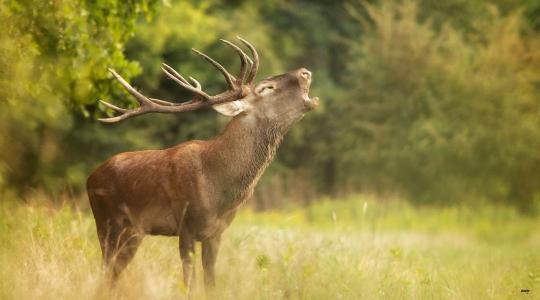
[179,231,195,290]
[201,234,221,289]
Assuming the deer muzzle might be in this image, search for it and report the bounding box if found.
[298,68,319,111]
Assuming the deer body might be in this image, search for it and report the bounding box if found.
[87,38,318,289]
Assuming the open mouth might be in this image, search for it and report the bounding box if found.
[303,94,319,110]
[302,79,319,110]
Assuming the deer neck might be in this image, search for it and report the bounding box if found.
[207,114,286,205]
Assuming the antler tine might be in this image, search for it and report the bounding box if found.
[148,98,192,106]
[236,37,259,84]
[99,69,197,123]
[99,99,127,113]
[98,110,140,123]
[107,68,154,106]
[189,76,201,90]
[162,64,202,91]
[161,66,210,100]
[149,76,201,106]
[162,63,190,85]
[147,75,200,107]
[220,39,252,84]
[191,48,236,89]
[160,63,202,91]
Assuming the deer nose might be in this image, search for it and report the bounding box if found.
[299,68,311,81]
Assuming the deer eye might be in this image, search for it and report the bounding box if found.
[256,85,275,95]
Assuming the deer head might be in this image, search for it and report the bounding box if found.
[98,37,319,125]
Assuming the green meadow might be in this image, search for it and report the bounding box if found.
[1,195,538,300]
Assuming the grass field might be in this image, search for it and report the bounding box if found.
[0,195,539,299]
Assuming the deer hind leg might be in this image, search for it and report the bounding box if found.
[98,218,143,281]
[179,230,196,291]
[201,234,221,289]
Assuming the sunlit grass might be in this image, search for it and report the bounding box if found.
[0,195,538,299]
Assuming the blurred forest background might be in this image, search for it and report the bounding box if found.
[1,0,540,212]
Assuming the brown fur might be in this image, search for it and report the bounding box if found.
[87,68,317,289]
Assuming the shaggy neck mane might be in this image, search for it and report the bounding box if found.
[206,114,287,208]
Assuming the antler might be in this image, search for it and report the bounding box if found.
[98,37,260,123]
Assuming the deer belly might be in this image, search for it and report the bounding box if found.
[138,207,180,236]
[186,210,237,241]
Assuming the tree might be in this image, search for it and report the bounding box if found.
[0,0,158,196]
[343,0,540,210]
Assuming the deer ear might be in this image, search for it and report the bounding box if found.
[212,100,249,116]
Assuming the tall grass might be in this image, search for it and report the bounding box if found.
[0,195,538,299]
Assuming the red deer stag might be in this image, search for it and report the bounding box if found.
[87,37,318,289]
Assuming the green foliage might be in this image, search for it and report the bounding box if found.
[1,0,540,212]
[0,0,158,195]
[341,1,540,209]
